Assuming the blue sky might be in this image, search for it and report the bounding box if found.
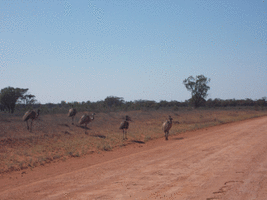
[0,0,266,104]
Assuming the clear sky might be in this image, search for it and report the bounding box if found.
[0,0,266,104]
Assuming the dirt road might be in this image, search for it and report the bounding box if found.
[0,117,267,200]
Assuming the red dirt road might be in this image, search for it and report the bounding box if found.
[0,117,267,200]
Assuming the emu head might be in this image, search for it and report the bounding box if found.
[126,115,131,121]
[169,116,173,121]
[91,113,96,120]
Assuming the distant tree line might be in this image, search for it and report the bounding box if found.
[205,97,267,109]
[13,96,267,115]
[0,83,266,114]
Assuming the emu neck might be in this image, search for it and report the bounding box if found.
[36,111,40,118]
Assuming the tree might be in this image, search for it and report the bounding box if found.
[18,94,37,105]
[183,75,211,108]
[0,87,29,113]
[104,96,124,108]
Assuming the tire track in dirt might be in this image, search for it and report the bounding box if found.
[0,117,266,200]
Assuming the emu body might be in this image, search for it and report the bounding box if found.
[119,115,131,140]
[23,109,40,132]
[162,116,173,140]
[68,105,77,125]
[79,113,95,128]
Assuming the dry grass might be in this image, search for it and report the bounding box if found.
[0,107,266,173]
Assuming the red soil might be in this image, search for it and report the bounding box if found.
[0,116,267,199]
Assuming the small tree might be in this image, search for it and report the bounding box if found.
[18,94,37,105]
[183,75,211,108]
[104,96,124,108]
[0,87,29,113]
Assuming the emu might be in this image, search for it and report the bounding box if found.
[78,112,95,129]
[68,105,77,125]
[119,115,131,140]
[162,115,173,140]
[22,109,40,132]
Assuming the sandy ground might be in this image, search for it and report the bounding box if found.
[0,116,267,200]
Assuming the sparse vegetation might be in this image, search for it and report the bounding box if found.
[0,107,266,174]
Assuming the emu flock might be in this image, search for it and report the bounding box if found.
[23,106,175,140]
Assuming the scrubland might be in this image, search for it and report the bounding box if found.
[0,107,266,173]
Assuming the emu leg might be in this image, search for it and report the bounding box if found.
[166,131,169,140]
[84,123,87,134]
[165,131,168,140]
[72,116,74,125]
[26,121,29,130]
[125,130,128,140]
[30,120,33,132]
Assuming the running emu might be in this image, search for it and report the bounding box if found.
[23,109,40,132]
[68,105,77,125]
[119,115,131,140]
[78,113,95,129]
[162,116,173,140]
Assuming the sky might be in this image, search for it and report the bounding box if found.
[0,0,266,104]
